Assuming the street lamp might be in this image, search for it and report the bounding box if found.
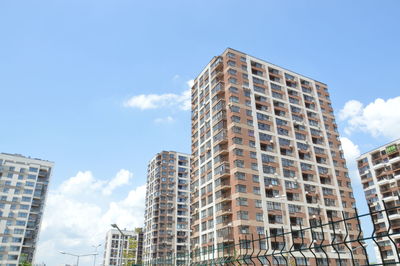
[111,224,126,266]
[92,244,101,266]
[59,251,98,266]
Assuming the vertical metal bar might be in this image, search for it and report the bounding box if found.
[309,227,318,266]
[255,234,264,265]
[289,225,298,266]
[319,217,330,266]
[298,223,307,263]
[237,237,242,265]
[329,216,342,266]
[243,235,250,265]
[264,230,272,266]
[248,234,256,265]
[280,226,287,265]
[341,211,355,264]
[271,231,278,265]
[354,208,370,265]
[367,203,385,263]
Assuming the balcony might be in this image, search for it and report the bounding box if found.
[218,194,232,203]
[389,155,400,164]
[377,175,393,185]
[214,163,230,178]
[217,233,234,243]
[218,183,231,194]
[211,82,224,96]
[214,144,228,156]
[213,131,228,145]
[211,57,223,70]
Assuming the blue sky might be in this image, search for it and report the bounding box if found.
[1,0,400,264]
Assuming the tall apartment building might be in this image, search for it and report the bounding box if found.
[190,48,365,265]
[143,151,190,264]
[103,228,144,266]
[357,139,400,264]
[0,153,53,265]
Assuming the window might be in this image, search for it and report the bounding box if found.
[272,91,283,99]
[282,158,294,167]
[236,197,248,206]
[231,105,240,113]
[235,172,246,180]
[252,175,259,182]
[234,148,244,156]
[229,86,239,93]
[257,113,269,121]
[267,202,281,210]
[257,226,265,235]
[231,115,240,123]
[237,211,249,220]
[253,187,260,195]
[232,137,243,144]
[232,126,241,133]
[234,160,244,168]
[263,165,276,174]
[29,167,38,172]
[261,154,275,163]
[256,213,263,221]
[259,133,272,141]
[229,96,239,103]
[235,184,246,193]
[258,122,270,131]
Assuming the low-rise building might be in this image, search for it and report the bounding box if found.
[103,228,143,266]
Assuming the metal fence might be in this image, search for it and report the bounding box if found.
[143,196,400,266]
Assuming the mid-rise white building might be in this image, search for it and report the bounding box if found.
[143,151,190,265]
[103,228,143,266]
[0,153,53,265]
[357,139,400,264]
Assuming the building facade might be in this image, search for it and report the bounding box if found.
[103,228,144,266]
[357,139,400,264]
[190,48,365,265]
[0,153,53,265]
[143,151,190,265]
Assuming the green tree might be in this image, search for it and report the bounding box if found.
[122,236,139,265]
[19,254,32,266]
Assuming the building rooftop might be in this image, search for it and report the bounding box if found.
[0,152,54,165]
[357,138,400,158]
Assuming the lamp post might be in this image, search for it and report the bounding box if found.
[92,244,101,266]
[59,251,98,266]
[111,224,126,266]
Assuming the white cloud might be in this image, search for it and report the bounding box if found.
[154,116,175,124]
[123,79,193,111]
[340,137,361,164]
[102,169,132,195]
[186,79,194,88]
[339,96,400,139]
[35,170,145,265]
[340,137,362,184]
